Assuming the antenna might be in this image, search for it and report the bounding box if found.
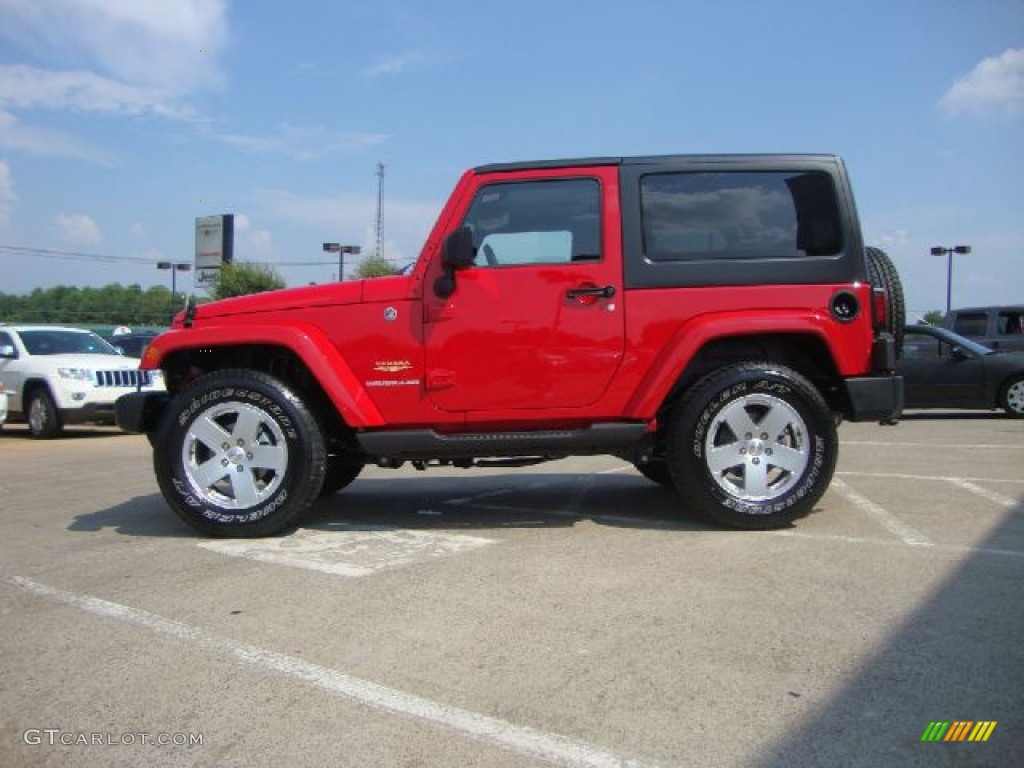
[374,162,385,260]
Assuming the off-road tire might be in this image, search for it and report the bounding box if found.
[866,246,905,357]
[319,459,365,496]
[634,459,673,488]
[27,386,62,439]
[153,369,326,537]
[666,362,838,529]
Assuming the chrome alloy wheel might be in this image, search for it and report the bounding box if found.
[28,397,48,434]
[181,401,288,510]
[703,393,810,503]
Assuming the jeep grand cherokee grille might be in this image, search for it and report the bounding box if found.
[95,370,152,388]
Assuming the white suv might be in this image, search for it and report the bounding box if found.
[0,325,165,438]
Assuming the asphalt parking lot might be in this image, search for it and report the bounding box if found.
[1,413,1021,768]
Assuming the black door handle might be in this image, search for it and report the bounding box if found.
[566,285,616,300]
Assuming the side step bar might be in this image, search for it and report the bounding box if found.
[356,423,649,461]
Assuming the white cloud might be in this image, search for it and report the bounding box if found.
[0,65,196,121]
[362,52,424,78]
[233,213,276,262]
[939,48,1024,117]
[212,125,389,162]
[0,0,227,93]
[0,108,113,162]
[0,160,14,231]
[253,189,442,266]
[55,212,103,246]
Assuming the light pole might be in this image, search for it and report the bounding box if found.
[322,243,361,281]
[929,245,971,314]
[157,261,192,322]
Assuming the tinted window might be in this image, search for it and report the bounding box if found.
[18,330,119,356]
[640,171,842,261]
[953,312,987,337]
[997,310,1023,335]
[461,179,601,267]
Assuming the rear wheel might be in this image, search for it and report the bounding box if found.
[153,369,326,537]
[1000,376,1024,418]
[666,362,837,529]
[27,387,62,439]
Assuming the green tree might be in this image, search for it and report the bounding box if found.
[211,262,286,299]
[922,310,944,326]
[354,255,398,279]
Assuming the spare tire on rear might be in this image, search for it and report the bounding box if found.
[866,246,905,358]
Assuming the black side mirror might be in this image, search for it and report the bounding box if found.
[442,227,476,268]
[435,228,476,298]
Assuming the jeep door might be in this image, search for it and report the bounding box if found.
[423,169,624,412]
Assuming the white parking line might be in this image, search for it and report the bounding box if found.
[843,441,1014,449]
[773,531,1024,560]
[838,470,1023,485]
[830,478,933,547]
[4,576,661,768]
[197,528,495,577]
[943,479,1020,510]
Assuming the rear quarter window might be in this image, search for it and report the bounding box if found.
[640,171,842,262]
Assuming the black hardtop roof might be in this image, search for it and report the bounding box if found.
[474,154,841,174]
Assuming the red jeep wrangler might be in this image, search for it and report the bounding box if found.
[117,154,903,537]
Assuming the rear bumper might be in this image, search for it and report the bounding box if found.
[115,392,169,434]
[843,375,903,423]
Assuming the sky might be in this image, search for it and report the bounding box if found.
[0,0,1022,317]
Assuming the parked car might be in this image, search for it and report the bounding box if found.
[899,325,1024,417]
[941,305,1024,352]
[107,331,160,359]
[0,325,165,438]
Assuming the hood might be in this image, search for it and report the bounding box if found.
[185,281,367,322]
[37,353,142,369]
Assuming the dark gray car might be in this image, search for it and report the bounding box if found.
[899,325,1024,417]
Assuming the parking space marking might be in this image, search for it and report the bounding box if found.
[773,531,1024,560]
[843,441,1014,449]
[943,479,1020,510]
[197,528,495,577]
[831,478,933,546]
[5,575,661,768]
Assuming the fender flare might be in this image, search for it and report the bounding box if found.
[624,310,841,418]
[142,323,385,428]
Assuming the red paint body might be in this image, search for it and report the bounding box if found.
[144,162,882,432]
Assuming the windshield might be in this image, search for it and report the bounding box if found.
[19,329,121,356]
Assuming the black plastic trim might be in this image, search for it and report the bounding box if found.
[115,392,169,434]
[357,423,648,460]
[843,375,903,422]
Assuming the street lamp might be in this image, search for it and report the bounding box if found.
[322,243,361,281]
[157,261,192,321]
[929,245,971,314]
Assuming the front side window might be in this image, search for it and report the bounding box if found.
[461,178,601,267]
[640,171,843,261]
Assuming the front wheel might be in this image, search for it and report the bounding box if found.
[1000,376,1024,418]
[153,370,327,537]
[28,387,62,439]
[666,362,837,529]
